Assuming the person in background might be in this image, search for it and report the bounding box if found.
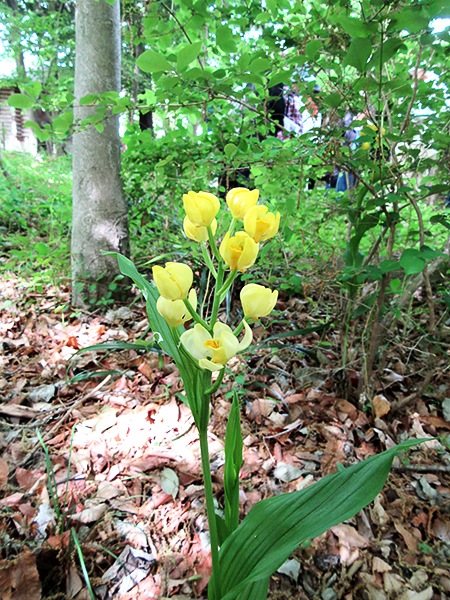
[302,84,322,135]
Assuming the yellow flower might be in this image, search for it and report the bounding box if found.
[183,216,218,243]
[219,232,259,272]
[156,289,197,328]
[226,187,259,220]
[240,284,278,319]
[361,123,385,151]
[152,262,193,300]
[244,205,280,243]
[183,191,220,227]
[180,320,253,372]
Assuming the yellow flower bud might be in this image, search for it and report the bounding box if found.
[183,190,220,227]
[243,205,280,243]
[240,284,278,319]
[219,232,259,272]
[183,216,218,243]
[152,262,193,300]
[180,320,253,371]
[156,289,197,328]
[226,187,259,220]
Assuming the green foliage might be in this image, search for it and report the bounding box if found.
[0,152,72,288]
[210,439,423,600]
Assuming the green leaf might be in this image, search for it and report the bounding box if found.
[337,16,377,37]
[400,249,425,275]
[342,37,372,72]
[249,57,271,73]
[368,39,406,70]
[7,94,34,110]
[430,214,450,230]
[268,69,294,87]
[216,514,231,546]
[108,253,200,410]
[24,120,50,141]
[211,440,424,600]
[305,40,322,59]
[224,143,238,159]
[22,81,42,101]
[224,392,243,534]
[80,94,99,106]
[137,49,172,73]
[379,259,399,274]
[70,340,159,360]
[391,10,429,33]
[177,41,202,70]
[322,92,341,108]
[53,111,73,134]
[35,242,50,256]
[390,278,402,292]
[216,24,236,53]
[233,577,270,600]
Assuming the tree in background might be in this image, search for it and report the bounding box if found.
[71,0,130,307]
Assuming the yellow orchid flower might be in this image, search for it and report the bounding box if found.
[183,190,220,227]
[152,262,193,300]
[243,205,280,243]
[240,284,278,319]
[180,320,253,372]
[183,216,218,243]
[219,232,259,272]
[156,289,197,328]
[226,187,259,220]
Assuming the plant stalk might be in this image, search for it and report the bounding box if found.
[199,418,222,600]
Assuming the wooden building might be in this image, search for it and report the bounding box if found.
[0,87,37,155]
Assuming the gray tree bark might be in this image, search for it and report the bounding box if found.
[72,0,130,307]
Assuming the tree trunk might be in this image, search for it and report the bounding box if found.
[72,0,130,307]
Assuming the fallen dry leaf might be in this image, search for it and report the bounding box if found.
[331,524,370,548]
[372,395,391,418]
[70,502,108,524]
[0,404,39,418]
[373,557,391,573]
[431,517,450,542]
[398,587,433,600]
[0,549,41,600]
[66,565,83,599]
[394,522,419,551]
[0,457,8,490]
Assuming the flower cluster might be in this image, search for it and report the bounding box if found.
[152,187,280,372]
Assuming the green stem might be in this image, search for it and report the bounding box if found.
[233,317,248,337]
[198,408,222,600]
[342,299,353,370]
[183,297,211,332]
[205,368,226,395]
[217,269,238,302]
[201,242,217,279]
[207,224,221,262]
[210,261,224,324]
[228,217,237,237]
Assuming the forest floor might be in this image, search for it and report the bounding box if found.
[1,271,450,600]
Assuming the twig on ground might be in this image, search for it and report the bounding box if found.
[393,464,450,474]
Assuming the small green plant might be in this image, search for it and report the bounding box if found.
[37,426,75,535]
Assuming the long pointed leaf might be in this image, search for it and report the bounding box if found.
[214,439,423,600]
[110,252,200,409]
[236,577,270,600]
